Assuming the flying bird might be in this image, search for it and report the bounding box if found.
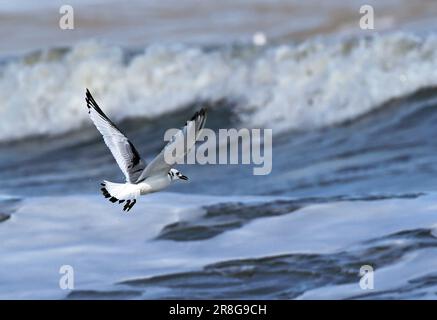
[85,89,207,212]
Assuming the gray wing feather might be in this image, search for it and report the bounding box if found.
[86,89,146,183]
[137,108,207,182]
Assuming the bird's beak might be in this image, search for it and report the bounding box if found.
[180,175,188,181]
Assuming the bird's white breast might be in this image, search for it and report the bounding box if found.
[139,174,171,195]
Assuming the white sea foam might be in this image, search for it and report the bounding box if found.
[2,32,437,141]
[1,192,437,298]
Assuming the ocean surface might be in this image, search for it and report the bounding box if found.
[2,1,437,299]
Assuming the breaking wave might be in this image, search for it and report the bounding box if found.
[1,32,437,142]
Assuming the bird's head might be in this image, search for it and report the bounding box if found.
[168,168,188,181]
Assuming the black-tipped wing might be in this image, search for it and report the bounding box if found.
[86,89,146,183]
[136,108,207,182]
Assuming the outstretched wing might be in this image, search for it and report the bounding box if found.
[85,89,146,183]
[137,108,207,182]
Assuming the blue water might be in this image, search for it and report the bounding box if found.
[2,30,437,299]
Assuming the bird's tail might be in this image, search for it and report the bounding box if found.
[100,181,140,212]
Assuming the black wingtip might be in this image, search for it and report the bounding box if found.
[85,88,99,110]
[86,88,94,99]
[198,108,206,120]
[85,89,120,127]
[85,89,92,111]
[190,108,207,121]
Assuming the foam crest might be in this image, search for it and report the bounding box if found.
[1,33,437,141]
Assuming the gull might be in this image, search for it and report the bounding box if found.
[85,89,207,212]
